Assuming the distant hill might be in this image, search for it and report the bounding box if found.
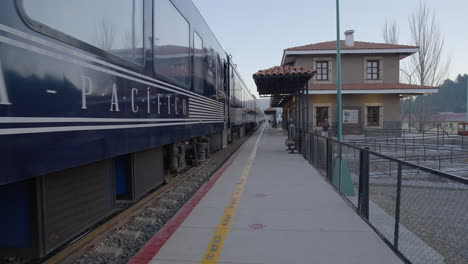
[424,74,468,113]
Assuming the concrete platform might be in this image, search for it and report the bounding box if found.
[134,127,402,264]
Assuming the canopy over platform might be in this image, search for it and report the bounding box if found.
[270,94,291,107]
[264,107,277,114]
[253,65,314,95]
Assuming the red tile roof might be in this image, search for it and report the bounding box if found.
[402,113,467,122]
[309,83,438,91]
[286,41,418,51]
[429,113,467,122]
[254,65,314,77]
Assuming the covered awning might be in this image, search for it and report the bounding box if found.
[253,65,314,96]
[264,107,277,114]
[270,94,291,107]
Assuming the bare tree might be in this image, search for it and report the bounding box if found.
[399,1,452,132]
[382,19,399,44]
[94,18,116,52]
[407,1,451,87]
[412,97,430,132]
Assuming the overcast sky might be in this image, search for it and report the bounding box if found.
[192,0,468,97]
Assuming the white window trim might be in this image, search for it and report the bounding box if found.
[364,103,384,128]
[313,103,332,128]
[364,56,383,84]
[312,58,333,84]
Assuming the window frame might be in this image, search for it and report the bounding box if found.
[16,0,146,70]
[152,0,192,89]
[316,61,329,81]
[366,60,380,80]
[192,31,205,94]
[365,105,383,127]
[313,104,332,128]
[315,106,329,126]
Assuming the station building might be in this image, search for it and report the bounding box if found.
[256,30,439,135]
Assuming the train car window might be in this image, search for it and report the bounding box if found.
[22,0,145,65]
[154,0,191,87]
[193,33,204,94]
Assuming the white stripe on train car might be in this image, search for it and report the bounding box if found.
[0,120,224,135]
[0,117,224,123]
[0,24,224,108]
[189,103,224,112]
[189,107,224,115]
[0,36,226,112]
[0,38,222,109]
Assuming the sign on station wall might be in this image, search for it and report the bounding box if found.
[343,109,359,124]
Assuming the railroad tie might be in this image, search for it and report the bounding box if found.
[158,198,179,209]
[93,246,123,258]
[134,217,157,225]
[146,207,168,215]
[117,230,142,241]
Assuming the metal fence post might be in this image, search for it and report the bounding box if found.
[338,143,343,189]
[326,138,333,181]
[315,135,320,168]
[404,144,407,160]
[451,147,453,164]
[358,148,370,220]
[424,145,426,161]
[393,163,403,249]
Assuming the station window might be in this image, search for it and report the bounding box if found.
[22,0,144,65]
[193,33,205,94]
[154,0,191,86]
[316,107,329,126]
[367,60,380,80]
[367,106,381,126]
[316,61,329,81]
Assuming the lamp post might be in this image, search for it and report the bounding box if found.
[336,0,343,141]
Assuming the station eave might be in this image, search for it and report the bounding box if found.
[308,83,439,95]
[253,66,315,96]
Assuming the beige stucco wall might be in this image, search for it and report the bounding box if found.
[293,54,400,85]
[307,93,401,127]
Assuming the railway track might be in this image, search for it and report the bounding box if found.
[6,136,249,264]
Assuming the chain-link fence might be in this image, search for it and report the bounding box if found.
[297,130,468,264]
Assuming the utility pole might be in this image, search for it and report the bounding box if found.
[336,0,342,141]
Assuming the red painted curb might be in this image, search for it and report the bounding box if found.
[127,145,244,264]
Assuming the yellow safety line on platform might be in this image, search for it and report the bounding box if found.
[200,125,265,264]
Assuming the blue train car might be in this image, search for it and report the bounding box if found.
[0,0,262,258]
